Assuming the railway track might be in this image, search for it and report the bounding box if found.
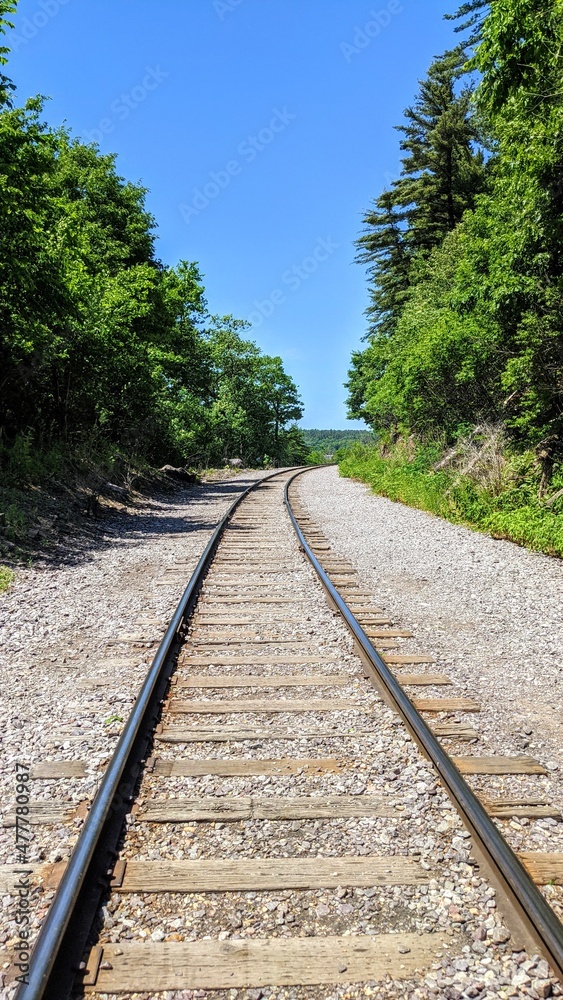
[5,467,563,998]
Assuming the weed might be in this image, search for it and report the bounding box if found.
[0,566,15,592]
[104,713,123,726]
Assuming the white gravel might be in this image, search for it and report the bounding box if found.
[2,468,562,999]
[0,475,266,937]
[298,467,563,912]
[298,466,563,779]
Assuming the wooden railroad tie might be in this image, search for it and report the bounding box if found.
[480,796,561,820]
[452,755,547,775]
[395,673,452,686]
[2,801,88,827]
[135,794,399,822]
[519,853,563,884]
[181,655,341,665]
[151,757,347,777]
[193,610,303,627]
[172,674,350,688]
[166,698,365,714]
[203,598,309,604]
[3,851,560,898]
[30,761,87,779]
[413,698,480,713]
[83,933,450,991]
[384,653,436,664]
[364,629,414,639]
[109,856,429,892]
[157,726,376,743]
[431,722,479,740]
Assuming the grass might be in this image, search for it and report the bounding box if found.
[339,440,563,558]
[0,566,15,592]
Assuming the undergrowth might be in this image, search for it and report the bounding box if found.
[0,431,156,552]
[339,433,563,558]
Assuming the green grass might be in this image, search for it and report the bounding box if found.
[0,566,15,592]
[339,443,563,558]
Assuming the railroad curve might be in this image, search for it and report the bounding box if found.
[6,467,563,999]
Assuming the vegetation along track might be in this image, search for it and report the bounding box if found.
[6,468,563,999]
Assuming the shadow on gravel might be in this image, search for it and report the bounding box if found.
[0,476,262,571]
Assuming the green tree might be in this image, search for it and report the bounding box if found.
[394,47,485,254]
[349,47,487,425]
[257,356,303,458]
[0,1,16,107]
[0,4,305,476]
[459,0,563,475]
[355,189,411,339]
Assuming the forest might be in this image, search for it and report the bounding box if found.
[0,0,307,492]
[302,429,372,458]
[344,0,563,555]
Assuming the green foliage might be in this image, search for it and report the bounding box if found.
[5,501,27,540]
[302,429,372,453]
[0,1,16,107]
[104,713,123,726]
[0,24,303,477]
[340,441,563,558]
[353,47,486,343]
[0,565,15,591]
[348,2,563,490]
[304,429,372,466]
[306,449,328,466]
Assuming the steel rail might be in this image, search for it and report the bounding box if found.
[17,467,300,1000]
[285,468,563,981]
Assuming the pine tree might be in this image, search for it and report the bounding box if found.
[393,47,485,255]
[356,48,486,339]
[445,2,489,51]
[349,48,487,423]
[355,189,410,339]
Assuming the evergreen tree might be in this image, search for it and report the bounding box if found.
[393,47,485,255]
[355,190,410,339]
[349,47,487,423]
[445,2,489,51]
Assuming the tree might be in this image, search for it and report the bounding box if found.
[349,47,487,425]
[0,5,305,474]
[348,0,563,487]
[468,0,563,474]
[0,1,16,108]
[392,47,486,255]
[205,321,304,466]
[446,1,489,51]
[355,189,411,340]
[257,357,303,459]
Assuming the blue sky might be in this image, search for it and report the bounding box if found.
[7,0,460,429]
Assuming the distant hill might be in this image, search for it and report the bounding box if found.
[302,429,372,454]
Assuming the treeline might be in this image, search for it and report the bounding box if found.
[0,2,306,475]
[303,429,372,454]
[347,1,563,492]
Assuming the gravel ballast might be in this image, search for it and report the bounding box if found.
[298,466,563,777]
[0,474,266,967]
[2,468,563,999]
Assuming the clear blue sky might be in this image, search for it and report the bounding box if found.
[7,0,459,429]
